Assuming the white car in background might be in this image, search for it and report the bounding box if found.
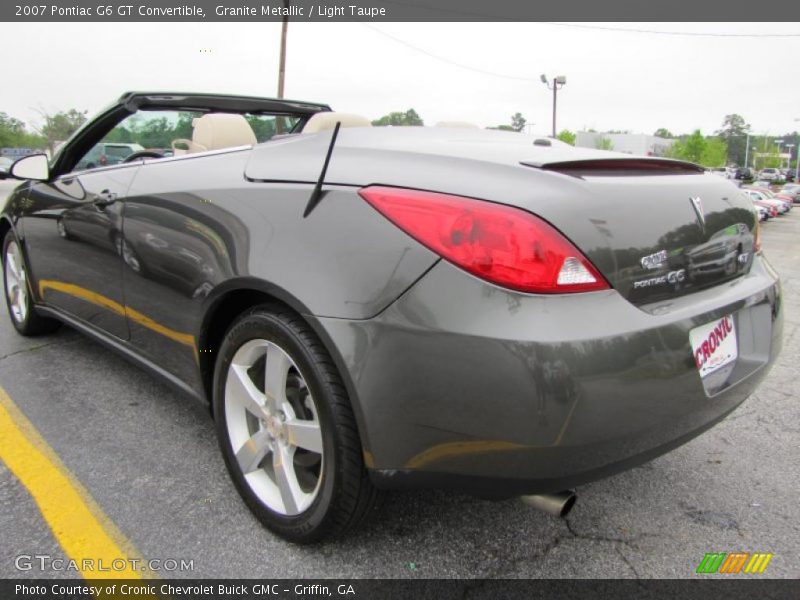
[758,168,781,181]
[0,157,13,176]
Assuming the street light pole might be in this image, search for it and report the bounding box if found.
[744,134,751,169]
[540,74,566,138]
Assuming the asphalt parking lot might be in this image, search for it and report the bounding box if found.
[0,178,798,579]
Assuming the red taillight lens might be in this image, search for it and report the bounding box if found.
[359,186,609,294]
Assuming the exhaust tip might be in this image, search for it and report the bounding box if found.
[521,490,576,518]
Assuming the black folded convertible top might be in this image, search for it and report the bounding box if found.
[118,91,331,116]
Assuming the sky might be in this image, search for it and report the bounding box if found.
[1,21,799,137]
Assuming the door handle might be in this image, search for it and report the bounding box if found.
[94,190,117,208]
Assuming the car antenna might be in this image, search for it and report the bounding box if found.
[303,121,341,218]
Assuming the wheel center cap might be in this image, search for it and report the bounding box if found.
[266,416,283,438]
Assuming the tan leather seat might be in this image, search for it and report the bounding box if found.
[172,113,257,155]
[301,112,371,134]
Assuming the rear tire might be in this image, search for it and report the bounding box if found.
[213,304,381,543]
[3,231,60,336]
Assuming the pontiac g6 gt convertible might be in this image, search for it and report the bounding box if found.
[1,92,782,543]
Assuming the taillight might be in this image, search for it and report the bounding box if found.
[359,186,609,294]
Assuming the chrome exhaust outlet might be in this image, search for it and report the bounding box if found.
[521,490,576,518]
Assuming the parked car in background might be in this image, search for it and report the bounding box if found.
[75,142,144,170]
[748,186,794,207]
[751,198,777,219]
[734,167,754,180]
[743,189,790,214]
[779,184,800,203]
[753,203,769,222]
[758,168,781,182]
[1,91,783,544]
[709,167,728,178]
[0,157,13,176]
[781,168,795,182]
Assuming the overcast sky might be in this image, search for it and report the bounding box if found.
[2,22,799,136]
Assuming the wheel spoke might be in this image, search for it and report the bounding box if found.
[236,428,272,474]
[228,364,269,420]
[6,265,18,287]
[272,445,302,514]
[7,254,21,281]
[285,419,323,454]
[264,343,291,413]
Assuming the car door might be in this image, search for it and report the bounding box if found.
[21,164,139,339]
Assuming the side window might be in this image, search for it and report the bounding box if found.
[74,110,202,171]
[245,115,302,142]
[72,110,302,172]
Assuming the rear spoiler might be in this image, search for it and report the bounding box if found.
[521,157,705,176]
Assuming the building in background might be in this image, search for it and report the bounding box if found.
[576,132,675,156]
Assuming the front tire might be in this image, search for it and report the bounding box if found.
[213,304,380,543]
[3,231,60,336]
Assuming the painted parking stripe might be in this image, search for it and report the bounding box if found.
[0,387,144,579]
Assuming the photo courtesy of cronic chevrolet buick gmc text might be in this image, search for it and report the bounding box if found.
[0,92,782,543]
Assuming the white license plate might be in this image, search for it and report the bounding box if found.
[689,315,738,378]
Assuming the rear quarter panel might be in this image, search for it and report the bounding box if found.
[120,150,439,394]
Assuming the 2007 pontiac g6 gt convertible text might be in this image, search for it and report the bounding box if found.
[1,92,782,543]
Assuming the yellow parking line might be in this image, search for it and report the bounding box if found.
[0,387,144,580]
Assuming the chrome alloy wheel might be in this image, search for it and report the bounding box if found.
[5,240,28,323]
[224,339,324,516]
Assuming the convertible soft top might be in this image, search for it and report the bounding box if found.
[116,91,331,116]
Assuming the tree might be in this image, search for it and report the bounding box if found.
[700,137,728,167]
[511,112,526,133]
[715,114,750,166]
[595,136,613,150]
[654,128,673,139]
[35,109,88,153]
[556,130,576,145]
[0,113,46,149]
[0,113,27,148]
[371,109,424,127]
[667,129,706,163]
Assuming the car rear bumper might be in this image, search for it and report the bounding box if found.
[313,254,783,495]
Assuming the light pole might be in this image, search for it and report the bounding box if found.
[744,133,751,169]
[540,74,566,138]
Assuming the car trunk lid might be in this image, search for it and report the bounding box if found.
[522,159,758,306]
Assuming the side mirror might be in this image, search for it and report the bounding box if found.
[11,154,50,181]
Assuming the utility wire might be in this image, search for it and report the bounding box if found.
[362,22,800,85]
[362,24,538,81]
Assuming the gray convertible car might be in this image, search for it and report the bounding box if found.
[1,92,782,543]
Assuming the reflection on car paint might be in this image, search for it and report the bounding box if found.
[37,279,198,361]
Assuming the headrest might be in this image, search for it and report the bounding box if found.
[301,112,372,134]
[191,113,257,152]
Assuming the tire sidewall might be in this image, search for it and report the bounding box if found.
[212,307,341,542]
[3,231,32,334]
